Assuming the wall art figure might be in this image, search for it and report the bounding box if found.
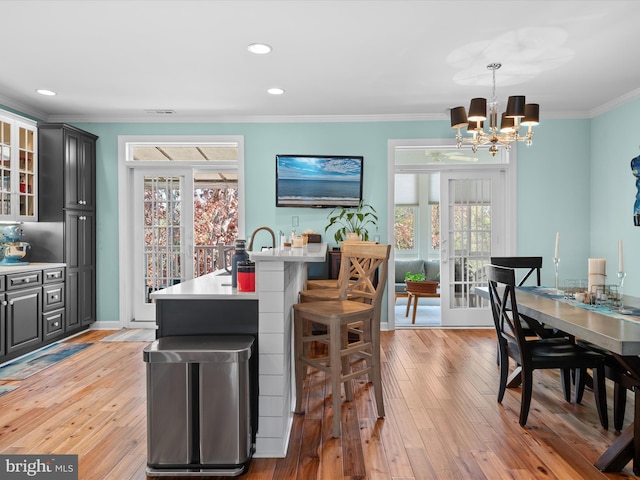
[633,155,640,226]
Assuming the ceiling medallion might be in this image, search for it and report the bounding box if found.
[450,63,539,156]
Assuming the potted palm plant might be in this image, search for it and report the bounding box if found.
[325,201,378,243]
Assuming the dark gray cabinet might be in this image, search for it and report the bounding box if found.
[5,270,43,355]
[43,267,65,340]
[37,124,98,218]
[63,128,96,211]
[31,123,98,332]
[64,210,95,327]
[0,266,66,362]
[6,286,42,354]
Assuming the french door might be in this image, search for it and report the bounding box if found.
[439,169,506,327]
[132,169,194,322]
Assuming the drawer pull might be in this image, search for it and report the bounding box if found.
[9,300,13,306]
[24,278,29,284]
[53,322,59,327]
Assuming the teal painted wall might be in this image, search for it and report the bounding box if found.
[516,118,592,285]
[35,100,638,322]
[590,97,640,296]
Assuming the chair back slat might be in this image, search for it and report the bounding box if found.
[338,243,391,318]
[486,264,530,363]
[490,256,542,287]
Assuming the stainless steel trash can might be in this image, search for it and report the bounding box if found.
[144,335,254,477]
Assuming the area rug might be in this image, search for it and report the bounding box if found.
[0,343,93,380]
[0,385,18,397]
[101,329,156,342]
[394,296,441,326]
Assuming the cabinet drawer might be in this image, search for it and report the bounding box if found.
[43,268,65,284]
[6,271,42,290]
[0,275,5,292]
[43,309,65,339]
[43,283,65,312]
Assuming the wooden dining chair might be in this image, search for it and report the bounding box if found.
[491,258,628,430]
[489,256,570,379]
[293,242,390,437]
[490,256,541,285]
[489,257,557,334]
[486,264,608,428]
[577,339,630,431]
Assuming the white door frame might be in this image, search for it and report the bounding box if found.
[386,138,517,330]
[439,169,506,327]
[116,135,245,329]
[132,169,194,323]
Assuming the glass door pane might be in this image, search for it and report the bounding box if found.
[144,176,185,299]
[0,120,11,216]
[133,172,193,322]
[439,170,504,327]
[18,126,36,218]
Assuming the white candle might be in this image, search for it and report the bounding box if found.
[618,240,624,272]
[554,232,559,259]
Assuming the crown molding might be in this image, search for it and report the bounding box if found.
[590,87,640,117]
[0,94,47,122]
[45,112,445,124]
[47,110,594,123]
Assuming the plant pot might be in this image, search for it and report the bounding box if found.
[405,280,439,294]
[345,232,361,241]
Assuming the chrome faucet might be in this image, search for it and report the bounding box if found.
[247,226,276,251]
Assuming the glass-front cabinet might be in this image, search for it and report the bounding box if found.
[0,112,37,221]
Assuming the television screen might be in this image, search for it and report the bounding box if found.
[276,154,363,208]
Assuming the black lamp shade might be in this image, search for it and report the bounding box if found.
[468,98,487,122]
[521,103,540,126]
[500,113,515,132]
[450,106,468,129]
[467,120,484,132]
[505,96,526,118]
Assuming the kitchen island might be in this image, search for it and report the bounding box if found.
[151,243,327,457]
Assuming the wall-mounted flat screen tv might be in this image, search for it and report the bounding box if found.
[276,154,363,208]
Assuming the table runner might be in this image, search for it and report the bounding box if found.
[519,286,640,322]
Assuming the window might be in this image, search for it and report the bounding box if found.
[395,205,417,253]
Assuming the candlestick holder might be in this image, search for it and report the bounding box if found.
[554,257,561,293]
[617,271,632,314]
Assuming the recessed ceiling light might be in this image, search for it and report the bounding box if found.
[248,43,272,54]
[36,89,56,96]
[267,87,285,95]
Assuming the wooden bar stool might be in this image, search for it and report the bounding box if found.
[303,241,377,292]
[293,242,390,437]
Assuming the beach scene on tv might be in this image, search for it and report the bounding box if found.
[276,155,363,207]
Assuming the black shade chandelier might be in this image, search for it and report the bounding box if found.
[450,63,539,156]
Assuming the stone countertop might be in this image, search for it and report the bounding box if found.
[248,242,327,262]
[150,272,259,301]
[0,262,66,274]
[150,243,328,301]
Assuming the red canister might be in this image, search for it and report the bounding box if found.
[237,261,255,292]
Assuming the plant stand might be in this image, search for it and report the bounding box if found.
[404,280,440,324]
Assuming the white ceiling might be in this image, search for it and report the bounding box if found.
[3,0,639,123]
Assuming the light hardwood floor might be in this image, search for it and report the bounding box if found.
[0,329,637,479]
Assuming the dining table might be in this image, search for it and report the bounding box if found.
[474,285,640,475]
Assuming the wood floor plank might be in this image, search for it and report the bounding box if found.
[0,329,635,479]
